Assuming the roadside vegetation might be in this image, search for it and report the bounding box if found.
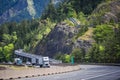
[0,0,120,63]
[0,19,55,62]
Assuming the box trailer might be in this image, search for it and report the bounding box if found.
[31,57,50,67]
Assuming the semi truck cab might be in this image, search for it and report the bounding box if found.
[42,57,50,67]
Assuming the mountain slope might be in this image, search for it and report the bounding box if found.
[35,22,78,57]
[89,0,120,25]
[34,0,120,62]
[0,0,50,24]
[0,0,120,63]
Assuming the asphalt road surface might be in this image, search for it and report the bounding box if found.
[17,65,120,80]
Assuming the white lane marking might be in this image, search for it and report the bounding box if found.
[81,70,120,80]
[81,79,86,80]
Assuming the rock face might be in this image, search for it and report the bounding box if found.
[0,0,63,24]
[34,22,78,57]
[34,23,95,57]
[73,28,95,53]
[93,0,120,23]
[103,0,120,23]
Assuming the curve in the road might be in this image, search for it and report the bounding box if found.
[17,65,120,80]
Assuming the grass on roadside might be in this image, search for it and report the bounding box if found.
[0,64,32,70]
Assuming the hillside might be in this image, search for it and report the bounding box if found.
[0,0,120,63]
[35,22,78,57]
[35,0,120,62]
[0,0,63,25]
[89,0,120,25]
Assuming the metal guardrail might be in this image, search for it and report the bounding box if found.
[49,58,62,64]
[69,18,79,25]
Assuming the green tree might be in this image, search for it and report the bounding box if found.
[41,3,58,22]
[87,43,105,63]
[11,32,17,43]
[77,12,86,25]
[65,4,77,18]
[3,43,14,61]
[71,48,84,63]
[54,53,70,63]
[64,54,71,63]
[0,47,4,62]
[2,34,11,45]
[90,24,120,63]
[93,24,114,43]
[70,0,104,14]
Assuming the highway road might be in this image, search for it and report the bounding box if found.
[17,65,120,80]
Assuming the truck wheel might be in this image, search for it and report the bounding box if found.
[47,66,50,68]
[40,65,43,68]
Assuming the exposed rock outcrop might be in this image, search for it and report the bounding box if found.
[73,28,95,53]
[103,0,120,23]
[0,0,63,25]
[34,22,78,57]
[92,0,120,23]
[34,23,95,57]
[0,0,51,24]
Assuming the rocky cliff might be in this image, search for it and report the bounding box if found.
[0,0,62,24]
[34,22,78,57]
[91,0,120,24]
[34,22,95,57]
[73,28,95,53]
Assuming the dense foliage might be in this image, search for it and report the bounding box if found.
[87,24,120,63]
[41,0,104,22]
[54,48,85,63]
[0,0,120,63]
[41,2,77,22]
[55,24,120,63]
[69,0,104,14]
[54,0,120,63]
[0,19,54,62]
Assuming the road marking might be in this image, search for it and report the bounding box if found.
[81,79,85,80]
[81,70,120,80]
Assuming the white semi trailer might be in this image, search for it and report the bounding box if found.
[31,57,50,67]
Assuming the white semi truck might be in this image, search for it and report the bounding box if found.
[14,50,50,67]
[42,57,50,67]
